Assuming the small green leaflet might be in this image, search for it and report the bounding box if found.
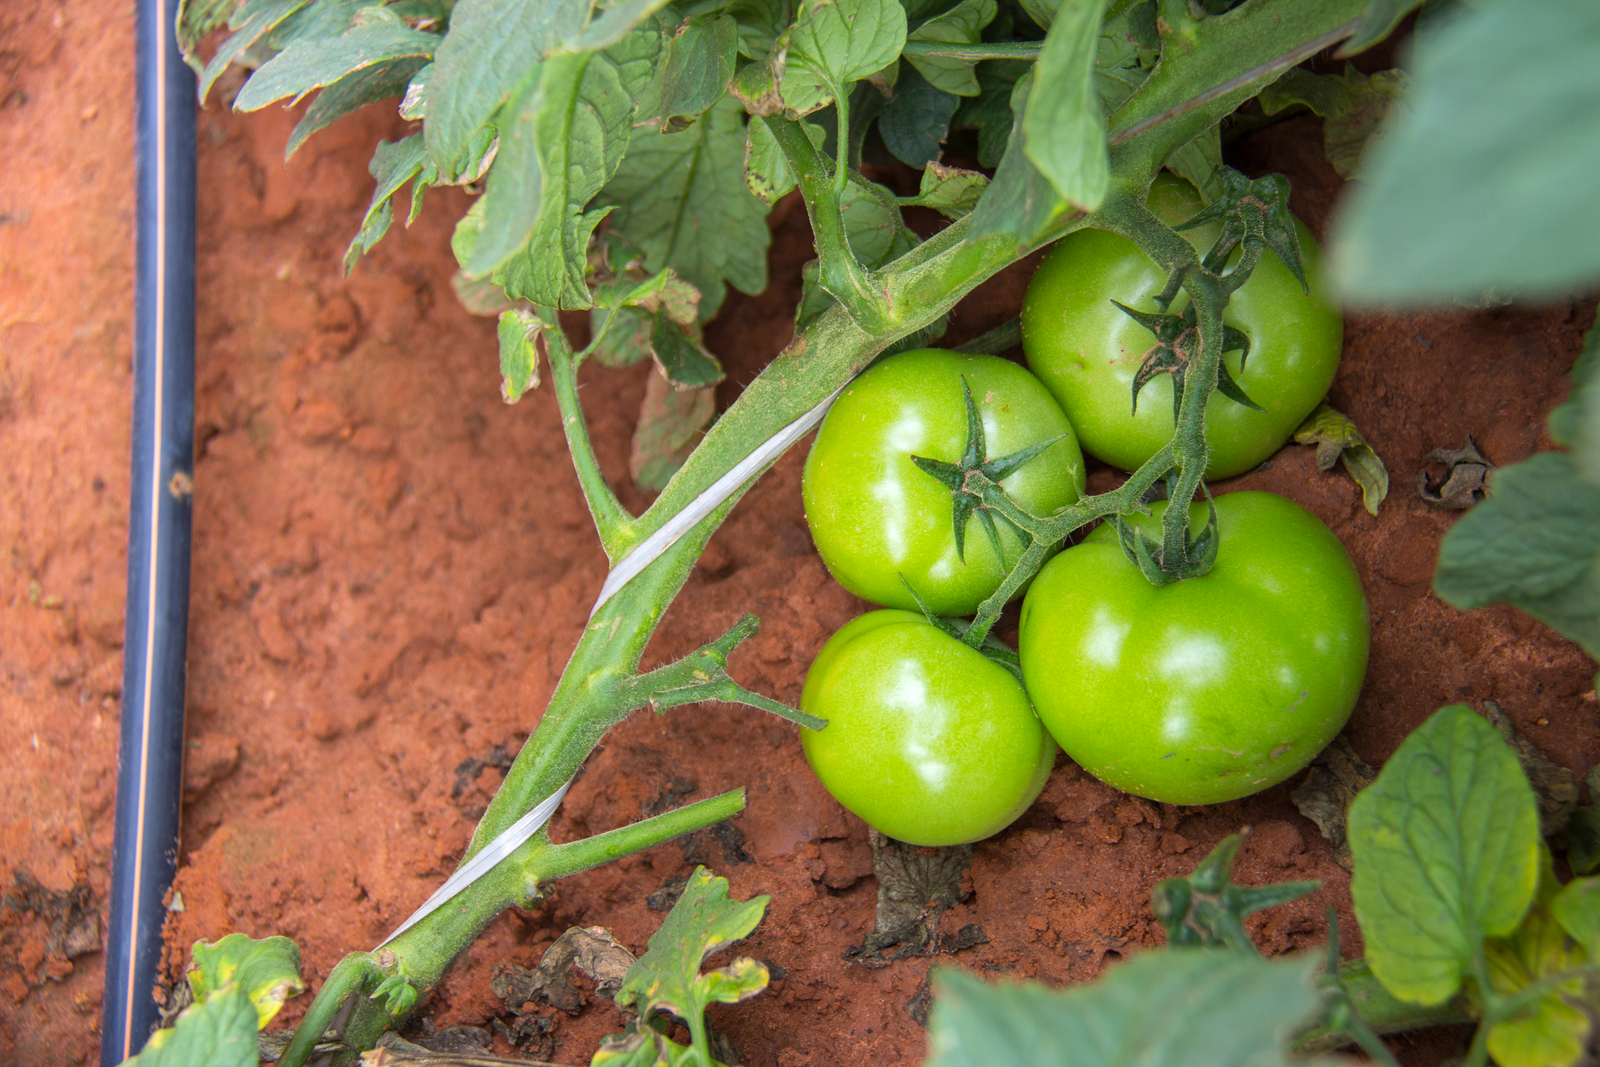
[952,61,1025,168]
[497,308,551,403]
[1552,876,1600,958]
[614,866,771,1025]
[187,933,305,1029]
[600,97,772,319]
[197,0,308,102]
[118,989,259,1067]
[177,0,240,71]
[967,73,1075,251]
[1259,66,1406,180]
[904,0,996,97]
[1165,126,1223,202]
[421,0,590,179]
[286,56,428,158]
[779,0,908,115]
[743,116,824,204]
[1481,853,1591,1067]
[232,9,438,112]
[1548,317,1600,487]
[650,315,725,390]
[1348,704,1541,1007]
[926,950,1323,1067]
[911,162,988,219]
[345,135,432,274]
[1331,1,1600,304]
[838,176,917,268]
[659,15,739,132]
[729,0,794,59]
[1293,401,1389,515]
[1022,0,1109,213]
[879,65,959,169]
[1341,0,1427,57]
[1433,453,1600,662]
[632,376,717,492]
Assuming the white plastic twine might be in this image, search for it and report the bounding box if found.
[590,384,847,617]
[375,384,844,950]
[376,778,572,949]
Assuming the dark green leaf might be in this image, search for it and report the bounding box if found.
[344,134,429,273]
[728,0,794,60]
[600,97,772,318]
[422,0,590,178]
[904,0,996,96]
[631,375,717,492]
[1548,317,1600,486]
[659,15,738,132]
[1259,66,1406,180]
[926,950,1323,1067]
[286,56,428,158]
[1433,453,1600,660]
[951,61,1023,168]
[198,0,307,102]
[1331,1,1600,304]
[779,0,908,115]
[1341,0,1426,57]
[233,11,437,111]
[614,867,770,1025]
[121,988,259,1067]
[1022,0,1106,212]
[910,161,988,218]
[968,73,1075,252]
[188,933,304,1029]
[1164,125,1222,201]
[1348,704,1541,1006]
[878,65,959,168]
[592,305,655,367]
[178,0,239,69]
[1552,876,1600,958]
[1091,0,1157,116]
[575,0,679,51]
[649,315,724,390]
[743,115,824,204]
[839,176,918,268]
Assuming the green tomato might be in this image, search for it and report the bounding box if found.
[1018,491,1369,805]
[803,348,1085,616]
[801,610,1056,846]
[1021,173,1343,480]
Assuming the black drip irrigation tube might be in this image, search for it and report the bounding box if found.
[101,0,196,1061]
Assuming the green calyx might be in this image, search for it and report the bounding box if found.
[1154,834,1320,953]
[1114,301,1260,424]
[1114,483,1221,585]
[910,376,1065,567]
[1177,167,1309,294]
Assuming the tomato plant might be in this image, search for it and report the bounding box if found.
[1022,174,1343,480]
[802,349,1084,616]
[799,610,1055,847]
[1019,491,1369,805]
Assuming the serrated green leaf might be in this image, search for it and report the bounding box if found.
[878,64,959,168]
[1548,318,1600,487]
[233,12,437,111]
[1552,876,1600,957]
[904,0,995,96]
[926,950,1323,1067]
[1293,401,1390,516]
[1091,0,1156,113]
[575,0,678,51]
[600,97,772,318]
[122,987,259,1067]
[1331,1,1600,305]
[615,866,770,1025]
[497,308,550,403]
[1484,852,1591,1067]
[399,61,430,119]
[839,176,917,268]
[631,375,716,492]
[1022,0,1107,213]
[178,0,240,69]
[649,315,724,390]
[592,304,655,367]
[728,0,794,60]
[345,134,429,273]
[911,161,987,218]
[743,115,823,204]
[659,15,739,132]
[188,933,304,1029]
[1015,0,1055,31]
[967,73,1073,250]
[1341,0,1426,57]
[1433,453,1600,661]
[1259,66,1406,180]
[951,61,1024,168]
[198,0,308,102]
[422,0,591,178]
[592,1024,712,1067]
[286,55,428,158]
[1164,125,1223,202]
[1348,704,1541,1006]
[779,0,908,115]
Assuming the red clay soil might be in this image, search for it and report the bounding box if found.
[3,4,1598,1065]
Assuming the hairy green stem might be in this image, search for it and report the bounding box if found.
[901,41,1042,61]
[549,330,633,563]
[278,955,380,1067]
[1295,959,1472,1054]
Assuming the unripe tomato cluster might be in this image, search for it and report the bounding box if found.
[796,177,1368,847]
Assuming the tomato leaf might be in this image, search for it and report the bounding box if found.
[177,0,241,71]
[744,115,825,204]
[1433,453,1600,662]
[658,15,738,133]
[926,950,1323,1067]
[1021,0,1108,213]
[779,0,908,115]
[1293,401,1389,516]
[119,988,259,1067]
[197,0,309,103]
[285,56,429,158]
[878,65,960,169]
[1547,317,1600,487]
[904,0,996,97]
[1348,704,1541,1006]
[1340,0,1427,58]
[233,9,437,112]
[967,73,1075,249]
[633,376,717,492]
[910,162,989,219]
[497,308,552,403]
[614,866,771,1024]
[1552,875,1600,957]
[600,97,772,318]
[344,134,432,274]
[1259,66,1406,180]
[1331,1,1600,304]
[422,0,591,179]
[649,315,725,391]
[187,933,305,1030]
[952,61,1026,168]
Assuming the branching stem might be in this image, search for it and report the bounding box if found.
[548,331,634,563]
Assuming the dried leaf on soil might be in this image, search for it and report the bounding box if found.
[1417,435,1493,509]
[1290,735,1376,870]
[1482,699,1579,837]
[1293,401,1389,515]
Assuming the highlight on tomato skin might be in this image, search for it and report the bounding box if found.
[1021,173,1344,481]
[801,348,1085,618]
[799,610,1056,848]
[1018,491,1370,806]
